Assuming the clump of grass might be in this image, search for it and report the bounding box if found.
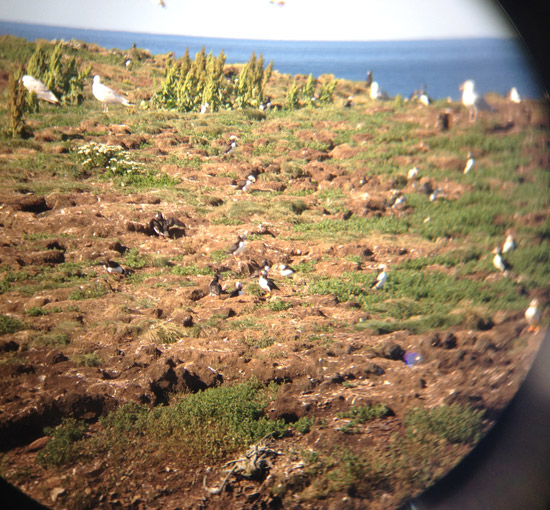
[69,282,109,300]
[25,306,49,317]
[143,321,185,344]
[37,418,88,468]
[267,299,292,312]
[95,379,287,462]
[75,353,101,367]
[0,315,26,335]
[338,404,394,433]
[404,404,485,444]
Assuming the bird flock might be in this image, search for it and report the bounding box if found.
[21,62,539,332]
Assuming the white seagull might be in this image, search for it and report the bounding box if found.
[92,75,132,112]
[371,264,387,290]
[463,152,475,174]
[460,79,493,122]
[524,298,541,332]
[508,87,521,104]
[21,75,59,104]
[370,81,389,100]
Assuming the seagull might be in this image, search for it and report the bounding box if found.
[460,79,493,122]
[259,268,279,297]
[92,75,132,112]
[102,260,126,275]
[222,136,238,156]
[492,247,511,276]
[209,274,222,297]
[408,167,419,181]
[371,264,387,290]
[502,233,516,253]
[227,234,246,258]
[278,264,296,278]
[524,298,541,332]
[229,281,244,298]
[370,81,389,100]
[508,87,521,104]
[463,152,475,174]
[21,75,59,104]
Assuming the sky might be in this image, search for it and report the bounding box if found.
[0,0,516,41]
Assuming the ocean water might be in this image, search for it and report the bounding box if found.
[0,20,544,100]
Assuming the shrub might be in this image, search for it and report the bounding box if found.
[0,315,25,335]
[37,418,88,467]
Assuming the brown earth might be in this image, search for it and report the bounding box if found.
[0,74,548,509]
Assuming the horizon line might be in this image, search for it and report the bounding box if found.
[0,18,517,45]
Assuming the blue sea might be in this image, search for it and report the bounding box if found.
[0,20,544,100]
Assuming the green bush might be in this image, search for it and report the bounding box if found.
[37,418,88,467]
[0,314,25,335]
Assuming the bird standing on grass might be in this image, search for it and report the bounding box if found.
[278,263,296,278]
[502,232,516,254]
[524,298,541,332]
[492,247,511,276]
[408,167,419,181]
[223,136,238,156]
[463,152,475,174]
[371,264,387,290]
[21,75,59,104]
[259,268,279,297]
[92,75,132,112]
[102,260,126,276]
[460,79,493,122]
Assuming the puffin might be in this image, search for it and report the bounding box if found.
[227,234,246,258]
[463,152,475,174]
[502,233,516,254]
[524,298,541,332]
[229,281,244,298]
[492,247,511,276]
[222,136,238,156]
[259,268,279,297]
[371,264,387,290]
[102,260,126,275]
[278,263,296,278]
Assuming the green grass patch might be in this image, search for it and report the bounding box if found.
[0,315,26,335]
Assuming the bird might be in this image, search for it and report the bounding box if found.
[508,86,521,104]
[222,136,238,156]
[392,195,407,209]
[209,274,222,297]
[502,232,516,253]
[229,281,244,298]
[21,75,59,104]
[259,268,279,297]
[102,260,126,275]
[149,212,185,238]
[492,247,511,275]
[524,298,541,332]
[259,97,272,111]
[278,263,296,278]
[365,70,373,89]
[371,264,387,290]
[226,234,246,258]
[200,102,210,114]
[463,152,475,174]
[370,81,389,100]
[254,223,275,237]
[459,79,493,122]
[344,96,353,108]
[408,167,419,181]
[429,189,441,202]
[92,75,132,112]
